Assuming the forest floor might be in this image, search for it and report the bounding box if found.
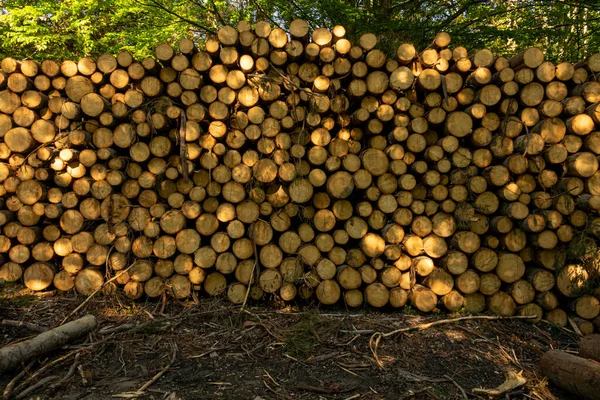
[0,283,580,400]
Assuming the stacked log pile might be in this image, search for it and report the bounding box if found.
[0,20,599,331]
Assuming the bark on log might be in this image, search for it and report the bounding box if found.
[540,350,600,400]
[0,315,97,374]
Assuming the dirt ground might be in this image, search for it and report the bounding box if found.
[0,284,581,399]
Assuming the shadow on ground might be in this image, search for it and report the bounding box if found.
[0,285,580,399]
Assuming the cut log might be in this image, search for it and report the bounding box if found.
[541,350,600,400]
[580,335,600,362]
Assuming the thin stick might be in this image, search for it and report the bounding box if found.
[263,380,286,399]
[1,320,47,333]
[49,353,81,391]
[187,347,226,359]
[98,323,137,336]
[113,343,177,398]
[444,375,468,400]
[568,317,583,336]
[14,375,58,400]
[138,344,177,392]
[11,331,125,395]
[2,360,35,399]
[249,0,285,31]
[377,315,536,339]
[369,315,536,368]
[12,349,79,394]
[241,222,259,311]
[294,384,359,394]
[61,266,134,325]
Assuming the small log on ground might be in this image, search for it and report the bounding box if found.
[540,349,600,400]
[0,315,97,374]
[579,334,600,363]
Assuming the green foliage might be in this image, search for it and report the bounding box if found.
[0,0,190,60]
[1,0,599,61]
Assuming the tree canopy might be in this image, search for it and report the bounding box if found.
[1,0,599,62]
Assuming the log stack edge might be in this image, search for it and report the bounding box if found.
[0,20,599,331]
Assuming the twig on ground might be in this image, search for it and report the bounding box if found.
[455,325,493,343]
[263,369,280,387]
[567,317,583,336]
[14,375,59,400]
[263,380,286,398]
[496,339,522,368]
[1,320,48,333]
[307,351,348,363]
[369,315,536,368]
[187,347,226,359]
[340,329,376,334]
[283,353,306,365]
[113,343,178,398]
[61,265,135,324]
[540,319,578,336]
[11,322,142,396]
[49,353,81,392]
[12,349,80,395]
[2,360,35,399]
[396,368,449,383]
[337,364,361,377]
[444,375,468,399]
[138,343,177,392]
[294,384,359,394]
[97,323,137,336]
[242,319,284,341]
[402,386,433,400]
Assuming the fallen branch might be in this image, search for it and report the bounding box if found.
[444,375,468,399]
[0,315,97,375]
[9,321,145,396]
[14,375,58,400]
[112,343,178,398]
[1,319,48,333]
[48,353,81,392]
[97,323,137,336]
[11,349,81,395]
[2,360,35,399]
[369,315,535,368]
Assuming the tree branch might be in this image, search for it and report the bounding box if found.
[249,0,285,31]
[437,0,487,29]
[389,0,421,11]
[456,3,537,30]
[553,0,600,11]
[208,0,227,26]
[135,0,217,34]
[287,0,317,30]
[189,0,209,11]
